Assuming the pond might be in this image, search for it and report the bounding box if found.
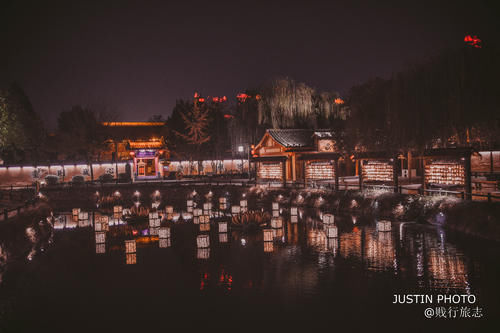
[0,191,498,332]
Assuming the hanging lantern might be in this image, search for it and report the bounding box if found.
[95,231,106,244]
[197,235,210,248]
[263,229,274,242]
[125,239,136,253]
[159,227,171,239]
[377,220,392,232]
[271,217,282,229]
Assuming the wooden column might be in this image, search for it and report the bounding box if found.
[334,159,339,191]
[392,157,399,193]
[464,155,472,200]
[282,161,286,187]
[292,154,296,181]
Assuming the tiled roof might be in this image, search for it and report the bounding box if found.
[267,129,314,148]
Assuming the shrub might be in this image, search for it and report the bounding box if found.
[44,175,59,186]
[71,175,85,185]
[98,173,114,183]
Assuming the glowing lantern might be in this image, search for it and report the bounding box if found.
[240,200,247,213]
[272,202,279,210]
[197,235,210,248]
[199,215,209,223]
[149,212,158,219]
[325,225,338,238]
[113,206,123,214]
[193,208,203,217]
[150,227,159,236]
[187,200,193,212]
[271,217,283,229]
[159,238,171,248]
[182,212,193,220]
[322,214,335,225]
[264,242,274,253]
[159,227,171,239]
[334,97,344,105]
[200,223,210,232]
[197,248,210,260]
[95,243,105,254]
[231,206,241,215]
[95,232,106,244]
[193,216,200,224]
[125,240,136,253]
[291,215,298,224]
[203,202,212,215]
[290,207,298,216]
[263,229,273,242]
[166,206,174,214]
[72,208,80,216]
[273,228,283,238]
[218,221,228,233]
[272,210,280,217]
[219,233,228,243]
[149,218,160,227]
[377,220,392,232]
[126,253,136,265]
[78,211,88,220]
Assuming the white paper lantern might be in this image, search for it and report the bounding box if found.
[264,242,274,253]
[377,220,392,232]
[193,216,200,224]
[78,211,88,220]
[197,248,210,260]
[231,206,241,215]
[325,225,338,238]
[72,208,80,216]
[187,206,193,213]
[290,207,298,216]
[113,206,123,213]
[240,200,247,207]
[322,214,335,225]
[95,231,106,244]
[291,215,298,224]
[126,253,136,265]
[272,210,280,217]
[219,233,228,243]
[149,212,158,219]
[200,223,210,232]
[203,202,212,210]
[193,208,202,217]
[187,200,193,208]
[263,229,274,242]
[150,227,159,236]
[197,234,210,248]
[159,227,171,239]
[182,212,193,220]
[125,239,136,253]
[271,217,282,229]
[272,202,279,210]
[98,215,109,223]
[218,221,228,233]
[159,238,171,248]
[95,243,105,254]
[95,221,103,231]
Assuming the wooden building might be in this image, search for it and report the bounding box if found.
[101,122,169,179]
[252,129,342,186]
[354,152,400,191]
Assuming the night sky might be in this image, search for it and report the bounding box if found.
[1,0,498,128]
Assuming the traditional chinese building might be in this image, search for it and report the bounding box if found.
[101,122,169,179]
[251,129,343,186]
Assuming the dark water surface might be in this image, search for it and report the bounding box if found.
[1,208,499,332]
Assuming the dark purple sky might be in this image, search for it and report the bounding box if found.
[1,0,497,128]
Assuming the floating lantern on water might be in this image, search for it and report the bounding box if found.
[264,242,274,253]
[377,220,392,232]
[159,238,171,248]
[322,214,335,225]
[197,248,210,260]
[271,217,283,229]
[219,233,228,243]
[78,211,88,220]
[95,231,106,244]
[325,225,338,238]
[218,221,228,233]
[231,205,241,216]
[197,235,210,248]
[150,227,159,236]
[95,243,105,254]
[159,227,170,239]
[263,229,273,242]
[126,253,136,265]
[125,240,136,253]
[240,200,248,213]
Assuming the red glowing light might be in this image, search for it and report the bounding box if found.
[194,92,199,98]
[334,98,344,105]
[237,93,250,102]
[352,226,360,233]
[224,114,234,119]
[132,230,138,236]
[464,35,482,48]
[255,94,262,100]
[198,97,205,102]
